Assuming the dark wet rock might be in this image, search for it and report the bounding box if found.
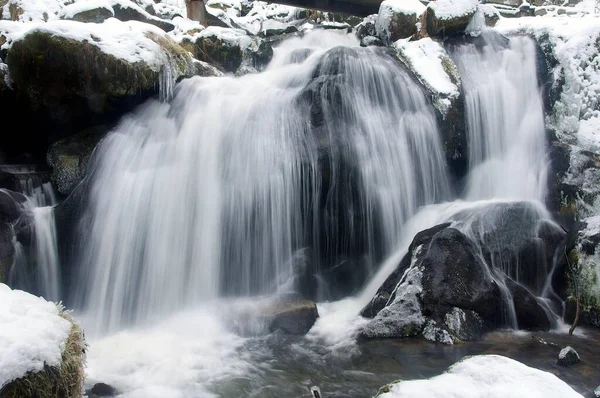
[355,14,377,41]
[267,297,319,335]
[261,23,298,37]
[361,202,560,342]
[506,279,552,331]
[47,125,108,196]
[426,0,478,38]
[90,382,118,397]
[112,3,175,32]
[557,346,580,367]
[0,189,27,223]
[6,24,195,145]
[0,221,14,283]
[360,36,384,47]
[595,385,600,398]
[564,297,600,328]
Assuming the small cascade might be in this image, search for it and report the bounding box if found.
[449,33,548,202]
[3,165,60,301]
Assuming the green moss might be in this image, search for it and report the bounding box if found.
[560,199,578,217]
[0,307,86,398]
[7,31,159,109]
[146,32,194,78]
[375,380,402,397]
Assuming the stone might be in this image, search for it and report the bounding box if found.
[360,35,384,47]
[47,125,108,196]
[6,21,196,142]
[594,385,600,398]
[557,346,580,367]
[480,4,500,27]
[355,14,377,41]
[112,2,175,32]
[67,6,114,23]
[267,297,319,335]
[91,382,118,397]
[376,0,425,44]
[426,0,479,38]
[181,27,273,74]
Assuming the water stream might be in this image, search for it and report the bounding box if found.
[7,29,580,397]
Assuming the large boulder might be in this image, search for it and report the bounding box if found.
[5,19,197,143]
[47,125,109,196]
[375,0,425,44]
[360,202,561,343]
[425,0,479,38]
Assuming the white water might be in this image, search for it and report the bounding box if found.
[77,31,560,397]
[75,30,449,333]
[451,34,548,202]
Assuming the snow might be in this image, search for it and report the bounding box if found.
[558,346,579,360]
[394,37,460,114]
[1,0,69,22]
[377,355,584,398]
[428,0,479,20]
[376,0,424,42]
[60,0,115,20]
[0,283,72,389]
[197,25,252,49]
[9,19,170,70]
[465,6,486,37]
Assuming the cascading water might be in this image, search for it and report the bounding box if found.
[449,33,548,202]
[74,31,449,333]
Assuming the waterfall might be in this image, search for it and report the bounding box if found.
[74,31,450,333]
[449,33,548,202]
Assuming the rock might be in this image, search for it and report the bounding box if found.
[0,188,27,223]
[355,14,377,41]
[91,382,118,397]
[480,4,500,27]
[260,20,298,37]
[395,37,467,180]
[426,0,479,38]
[180,27,273,74]
[361,201,559,341]
[0,221,14,283]
[360,35,384,47]
[557,346,580,367]
[47,125,108,196]
[267,297,319,335]
[6,20,196,142]
[375,0,425,44]
[506,279,552,331]
[595,385,600,398]
[60,0,175,31]
[112,2,175,32]
[443,307,484,341]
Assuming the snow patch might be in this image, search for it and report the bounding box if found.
[9,19,170,70]
[377,355,584,398]
[0,283,72,389]
[395,37,460,114]
[428,0,478,20]
[2,0,69,22]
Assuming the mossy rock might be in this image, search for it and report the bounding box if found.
[47,125,109,196]
[112,4,175,32]
[0,309,86,398]
[184,35,244,73]
[7,31,159,109]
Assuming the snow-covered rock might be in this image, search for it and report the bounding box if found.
[426,0,479,38]
[375,0,425,44]
[0,283,85,396]
[375,355,583,398]
[179,26,272,74]
[60,0,175,32]
[1,0,68,22]
[3,18,198,143]
[557,346,581,367]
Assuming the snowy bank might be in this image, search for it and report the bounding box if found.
[375,355,583,398]
[0,283,85,397]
